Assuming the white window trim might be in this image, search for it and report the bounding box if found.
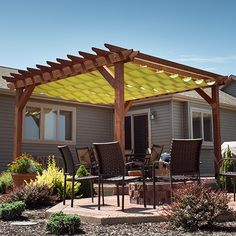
[190,107,213,146]
[23,102,76,145]
[126,108,151,151]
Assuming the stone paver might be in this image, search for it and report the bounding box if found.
[46,195,167,225]
[46,193,236,225]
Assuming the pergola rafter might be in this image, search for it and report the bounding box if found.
[2,43,230,175]
[3,48,135,90]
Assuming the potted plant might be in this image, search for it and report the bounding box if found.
[7,154,43,188]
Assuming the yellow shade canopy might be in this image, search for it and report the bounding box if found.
[34,62,212,104]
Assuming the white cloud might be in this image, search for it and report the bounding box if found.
[174,56,236,64]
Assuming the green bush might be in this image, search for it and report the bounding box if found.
[7,153,42,174]
[164,182,232,231]
[32,157,80,198]
[0,201,25,220]
[76,165,92,198]
[10,184,56,209]
[0,172,13,194]
[218,145,234,192]
[46,211,81,235]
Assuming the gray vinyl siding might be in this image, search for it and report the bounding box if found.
[0,94,113,171]
[172,101,188,139]
[0,95,15,169]
[220,108,236,143]
[76,106,113,146]
[150,102,172,152]
[222,80,236,97]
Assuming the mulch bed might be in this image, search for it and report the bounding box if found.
[1,207,236,236]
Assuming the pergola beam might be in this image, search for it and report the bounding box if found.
[133,58,217,82]
[124,101,133,114]
[36,64,53,72]
[97,66,116,87]
[7,48,135,90]
[105,43,224,82]
[195,88,213,105]
[92,47,113,56]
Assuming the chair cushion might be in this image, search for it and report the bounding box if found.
[67,175,98,181]
[219,171,236,177]
[155,175,198,182]
[104,175,141,182]
[128,170,143,177]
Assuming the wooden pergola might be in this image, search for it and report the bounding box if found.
[3,43,229,174]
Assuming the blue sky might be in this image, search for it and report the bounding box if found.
[0,0,235,75]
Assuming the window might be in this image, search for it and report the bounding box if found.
[190,108,212,143]
[24,103,76,143]
[24,107,41,140]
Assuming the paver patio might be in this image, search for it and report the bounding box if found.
[46,194,236,225]
[46,195,167,225]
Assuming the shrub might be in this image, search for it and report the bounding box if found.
[46,211,81,235]
[32,157,80,198]
[218,145,234,192]
[76,165,92,198]
[10,184,56,209]
[0,172,13,194]
[0,201,25,220]
[7,153,42,174]
[164,182,232,231]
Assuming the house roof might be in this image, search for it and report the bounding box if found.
[177,88,236,107]
[0,66,18,89]
[2,44,228,105]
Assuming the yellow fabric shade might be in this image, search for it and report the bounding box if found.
[34,62,210,104]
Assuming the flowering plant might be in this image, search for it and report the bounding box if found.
[31,157,80,197]
[8,154,42,174]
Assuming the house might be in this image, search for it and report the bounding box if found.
[0,66,114,171]
[221,75,236,97]
[1,65,236,176]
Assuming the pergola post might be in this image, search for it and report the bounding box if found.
[114,62,125,154]
[13,88,24,159]
[195,86,222,176]
[98,64,131,156]
[13,86,35,160]
[211,85,222,175]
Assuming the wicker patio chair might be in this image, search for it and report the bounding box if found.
[218,157,236,201]
[145,144,164,177]
[75,146,98,175]
[93,141,146,211]
[58,145,99,208]
[126,145,164,178]
[153,138,202,208]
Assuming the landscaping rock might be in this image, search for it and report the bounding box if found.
[1,207,236,235]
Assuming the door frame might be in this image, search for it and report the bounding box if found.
[126,108,151,151]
